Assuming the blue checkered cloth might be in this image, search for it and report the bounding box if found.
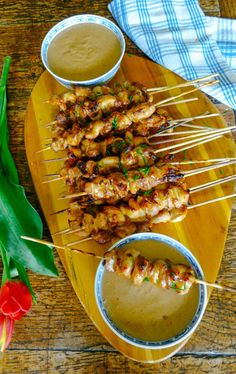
[108,0,236,109]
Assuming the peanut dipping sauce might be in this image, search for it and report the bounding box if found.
[47,23,122,81]
[102,240,199,342]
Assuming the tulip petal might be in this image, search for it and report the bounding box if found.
[0,314,14,352]
[0,281,32,320]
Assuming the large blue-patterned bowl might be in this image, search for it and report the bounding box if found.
[95,232,207,349]
[41,14,125,88]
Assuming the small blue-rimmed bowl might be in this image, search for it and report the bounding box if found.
[95,233,207,349]
[41,14,125,89]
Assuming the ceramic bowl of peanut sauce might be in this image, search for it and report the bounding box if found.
[95,233,207,349]
[41,14,125,88]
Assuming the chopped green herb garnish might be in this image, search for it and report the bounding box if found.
[112,116,118,130]
[136,147,147,165]
[113,140,127,152]
[182,149,187,161]
[126,135,133,144]
[143,189,152,196]
[143,277,149,282]
[128,95,133,102]
[139,166,150,176]
[120,162,129,180]
[133,174,140,181]
[171,282,186,291]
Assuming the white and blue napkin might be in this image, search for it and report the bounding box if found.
[108,0,236,110]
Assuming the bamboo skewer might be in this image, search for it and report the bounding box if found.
[41,157,67,163]
[20,235,101,259]
[20,234,236,293]
[169,158,236,165]
[154,80,219,107]
[182,159,236,177]
[42,176,63,184]
[169,112,220,124]
[150,126,235,146]
[188,193,236,209]
[157,97,199,108]
[149,129,213,138]
[190,174,236,193]
[195,279,236,293]
[170,134,222,155]
[153,128,231,154]
[147,74,219,93]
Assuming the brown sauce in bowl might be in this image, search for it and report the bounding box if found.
[47,23,122,81]
[102,240,199,342]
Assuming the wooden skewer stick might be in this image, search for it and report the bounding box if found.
[183,159,236,178]
[154,80,219,107]
[41,157,67,163]
[21,235,236,293]
[20,235,102,259]
[189,193,236,209]
[190,174,236,193]
[157,97,199,108]
[150,126,234,146]
[36,146,51,154]
[169,112,220,124]
[147,74,219,93]
[195,279,236,293]
[154,128,229,154]
[149,129,213,138]
[169,158,236,165]
[66,237,93,246]
[42,176,63,184]
[178,123,214,131]
[170,134,222,155]
[40,120,57,128]
[148,122,213,140]
[53,227,84,236]
[50,208,68,215]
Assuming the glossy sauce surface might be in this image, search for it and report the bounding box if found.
[102,240,199,341]
[47,23,121,81]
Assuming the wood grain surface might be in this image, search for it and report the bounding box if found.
[0,0,236,373]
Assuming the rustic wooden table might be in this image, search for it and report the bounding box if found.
[0,1,235,373]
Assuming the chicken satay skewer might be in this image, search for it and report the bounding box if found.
[42,129,233,185]
[58,158,236,200]
[21,235,236,294]
[60,191,236,248]
[55,173,236,236]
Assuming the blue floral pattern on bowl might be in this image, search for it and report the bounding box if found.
[41,15,126,88]
[95,232,207,349]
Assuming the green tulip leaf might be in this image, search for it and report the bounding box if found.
[0,171,58,276]
[0,56,58,279]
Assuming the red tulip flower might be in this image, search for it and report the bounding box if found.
[0,314,14,352]
[0,281,32,321]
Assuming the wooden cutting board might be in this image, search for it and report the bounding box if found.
[24,54,235,362]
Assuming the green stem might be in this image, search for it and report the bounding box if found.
[0,241,11,281]
[0,56,11,88]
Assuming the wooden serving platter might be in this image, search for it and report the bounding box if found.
[25,54,236,362]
